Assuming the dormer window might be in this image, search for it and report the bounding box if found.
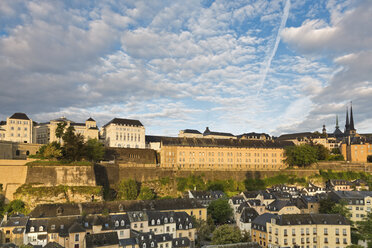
[164,218,168,224]
[179,224,182,229]
[170,218,173,223]
[39,226,43,232]
[30,227,35,232]
[182,240,184,244]
[105,223,109,228]
[157,219,161,225]
[143,243,146,248]
[51,225,56,230]
[189,223,192,228]
[85,222,89,228]
[149,235,152,239]
[121,220,125,226]
[151,242,154,247]
[115,221,119,227]
[60,225,64,229]
[141,236,144,241]
[152,220,155,225]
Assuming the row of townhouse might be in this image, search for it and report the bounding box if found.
[0,210,195,248]
[0,113,145,149]
[251,213,351,248]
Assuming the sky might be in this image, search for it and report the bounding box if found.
[0,0,371,137]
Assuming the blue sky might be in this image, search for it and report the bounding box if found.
[1,0,372,136]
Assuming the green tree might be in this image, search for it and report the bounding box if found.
[138,186,155,200]
[62,126,85,161]
[85,138,105,162]
[193,217,213,247]
[42,142,62,160]
[244,178,265,191]
[4,200,26,215]
[331,148,341,154]
[357,212,372,247]
[117,179,138,200]
[330,200,351,220]
[319,198,336,214]
[313,144,330,160]
[211,225,242,245]
[284,144,318,167]
[55,122,67,143]
[207,198,233,224]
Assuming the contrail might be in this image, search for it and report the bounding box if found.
[257,0,291,96]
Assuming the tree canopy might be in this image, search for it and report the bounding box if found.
[211,225,243,245]
[207,198,233,224]
[117,179,138,200]
[138,186,155,200]
[284,144,318,167]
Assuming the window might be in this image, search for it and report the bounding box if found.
[121,220,125,226]
[343,229,347,235]
[324,228,328,235]
[75,234,79,242]
[30,227,35,232]
[336,228,339,235]
[39,226,43,232]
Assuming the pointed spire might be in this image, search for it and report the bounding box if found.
[350,101,355,130]
[345,106,350,132]
[335,115,339,129]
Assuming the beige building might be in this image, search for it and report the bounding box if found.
[158,137,291,170]
[102,118,145,148]
[0,113,34,144]
[329,191,372,223]
[35,117,99,144]
[341,141,372,163]
[252,214,351,248]
[0,141,41,159]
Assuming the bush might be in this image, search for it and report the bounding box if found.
[117,179,138,200]
[207,198,233,224]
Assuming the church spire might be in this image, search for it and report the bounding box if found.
[345,106,350,132]
[335,115,339,129]
[350,102,355,131]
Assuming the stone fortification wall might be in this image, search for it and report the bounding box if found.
[0,165,28,201]
[25,165,96,186]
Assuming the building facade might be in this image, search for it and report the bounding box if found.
[35,117,99,144]
[102,118,145,148]
[158,137,291,170]
[0,113,34,144]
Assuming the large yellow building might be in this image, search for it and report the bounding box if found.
[252,213,351,248]
[158,137,292,170]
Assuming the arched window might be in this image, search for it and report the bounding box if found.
[189,223,192,228]
[30,227,34,232]
[121,220,125,226]
[143,243,146,248]
[179,224,182,229]
[151,242,154,248]
[115,221,119,227]
[164,218,168,224]
[16,150,20,156]
[39,226,43,232]
[157,219,160,225]
[26,151,30,156]
[170,217,173,223]
[151,220,155,225]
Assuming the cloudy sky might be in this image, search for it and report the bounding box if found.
[1,0,371,136]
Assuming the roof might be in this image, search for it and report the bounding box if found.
[267,200,295,211]
[0,216,29,227]
[182,129,201,134]
[0,121,6,126]
[172,237,190,248]
[30,199,204,218]
[238,132,271,139]
[203,127,235,137]
[9,113,30,120]
[87,117,95,122]
[189,190,225,199]
[104,118,143,127]
[276,214,350,225]
[251,213,276,231]
[44,242,64,248]
[277,132,321,140]
[86,232,119,248]
[240,208,259,223]
[160,137,293,149]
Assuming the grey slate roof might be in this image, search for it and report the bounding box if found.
[9,113,30,120]
[276,214,350,225]
[251,213,276,232]
[172,237,190,248]
[0,216,29,227]
[104,118,143,127]
[86,232,119,248]
[44,242,64,248]
[182,129,201,134]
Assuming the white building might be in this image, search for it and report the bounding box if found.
[102,118,145,148]
[0,113,34,143]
